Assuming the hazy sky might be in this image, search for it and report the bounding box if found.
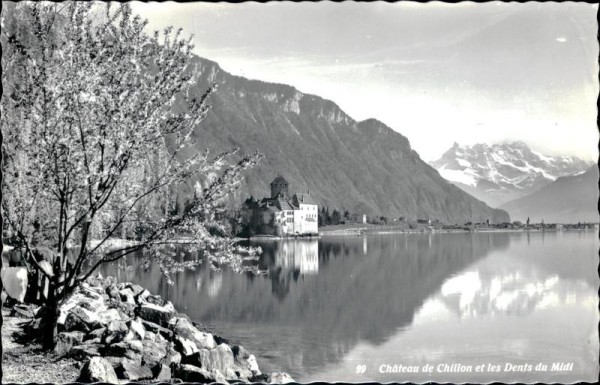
[131,1,598,161]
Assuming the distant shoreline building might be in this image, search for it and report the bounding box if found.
[243,176,318,236]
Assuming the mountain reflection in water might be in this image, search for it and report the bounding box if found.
[100,231,598,383]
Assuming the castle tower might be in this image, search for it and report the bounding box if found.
[270,175,289,199]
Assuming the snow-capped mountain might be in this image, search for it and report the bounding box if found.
[429,142,593,207]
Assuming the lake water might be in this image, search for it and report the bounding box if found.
[100,230,599,383]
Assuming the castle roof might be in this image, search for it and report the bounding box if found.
[270,176,288,186]
[277,199,296,211]
[293,193,317,205]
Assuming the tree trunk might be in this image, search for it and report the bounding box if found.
[41,285,60,350]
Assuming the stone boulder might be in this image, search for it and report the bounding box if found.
[64,305,101,333]
[145,294,166,306]
[169,317,217,350]
[106,284,120,300]
[58,291,106,330]
[155,363,172,381]
[232,345,261,379]
[1,267,28,302]
[138,289,151,302]
[69,343,101,361]
[80,282,105,296]
[85,327,106,342]
[125,317,145,341]
[164,344,182,368]
[11,303,38,318]
[102,340,142,358]
[54,331,85,357]
[97,308,124,326]
[119,288,136,306]
[104,356,140,370]
[269,372,294,384]
[141,339,168,370]
[199,344,237,379]
[85,274,111,290]
[102,319,129,344]
[126,283,145,298]
[174,364,223,383]
[249,373,270,383]
[78,357,119,383]
[115,360,154,381]
[137,302,175,326]
[141,319,173,339]
[144,331,157,342]
[174,336,199,357]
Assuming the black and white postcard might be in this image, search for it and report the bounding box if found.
[1,1,598,383]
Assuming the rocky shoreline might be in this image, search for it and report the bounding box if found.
[15,274,294,384]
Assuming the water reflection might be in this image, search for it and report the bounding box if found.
[100,232,514,379]
[274,241,319,275]
[303,231,599,383]
[96,231,599,382]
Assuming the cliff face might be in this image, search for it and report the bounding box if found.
[179,56,510,224]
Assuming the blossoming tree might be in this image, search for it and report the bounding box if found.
[1,2,262,348]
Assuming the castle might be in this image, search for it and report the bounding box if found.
[243,176,318,236]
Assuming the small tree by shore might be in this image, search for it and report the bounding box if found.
[1,2,262,348]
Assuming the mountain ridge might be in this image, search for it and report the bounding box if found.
[178,56,509,224]
[429,142,592,207]
[499,165,598,224]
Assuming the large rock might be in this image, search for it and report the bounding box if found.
[141,339,168,371]
[1,267,28,302]
[101,341,143,362]
[64,306,101,332]
[125,317,146,341]
[141,319,173,339]
[145,294,166,306]
[69,343,101,361]
[119,288,136,305]
[10,303,38,318]
[183,344,236,379]
[54,331,85,357]
[106,284,120,300]
[84,274,106,290]
[170,317,217,350]
[174,364,220,383]
[102,319,129,344]
[232,345,261,379]
[97,308,124,326]
[144,331,157,342]
[115,360,154,381]
[85,327,106,342]
[137,302,175,326]
[79,282,105,298]
[269,372,294,384]
[250,373,270,383]
[138,289,151,302]
[126,283,145,298]
[164,344,182,368]
[174,336,199,357]
[104,356,140,370]
[129,339,144,353]
[108,298,135,318]
[248,354,260,375]
[78,357,119,383]
[155,363,172,381]
[58,292,106,329]
[201,344,235,374]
